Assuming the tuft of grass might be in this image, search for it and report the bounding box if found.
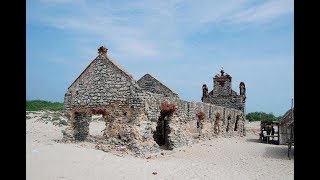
[37,111,68,126]
[26,100,64,111]
[52,116,61,122]
[60,120,68,126]
[41,113,50,119]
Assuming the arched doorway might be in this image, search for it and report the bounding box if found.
[73,108,109,141]
[89,114,106,139]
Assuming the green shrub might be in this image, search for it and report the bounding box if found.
[52,117,61,122]
[26,100,63,111]
[246,112,281,122]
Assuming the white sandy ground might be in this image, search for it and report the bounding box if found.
[26,113,294,180]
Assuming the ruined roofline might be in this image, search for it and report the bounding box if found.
[68,55,135,90]
[138,73,179,96]
[68,55,99,90]
[97,45,135,81]
[281,108,294,119]
[107,55,134,81]
[279,108,294,125]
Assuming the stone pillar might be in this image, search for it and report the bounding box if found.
[166,113,177,150]
[74,111,92,141]
[62,111,75,141]
[214,113,221,135]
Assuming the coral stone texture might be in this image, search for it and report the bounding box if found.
[63,46,247,155]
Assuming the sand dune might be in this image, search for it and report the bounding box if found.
[26,112,293,180]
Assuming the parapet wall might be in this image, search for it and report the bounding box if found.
[203,96,245,112]
[137,92,245,150]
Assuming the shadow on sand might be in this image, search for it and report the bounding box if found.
[246,138,280,145]
[263,146,294,160]
[246,138,261,143]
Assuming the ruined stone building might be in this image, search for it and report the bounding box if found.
[201,69,246,113]
[137,74,179,98]
[63,46,246,156]
[279,108,294,145]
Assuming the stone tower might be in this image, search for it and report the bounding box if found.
[201,69,246,113]
[211,69,235,97]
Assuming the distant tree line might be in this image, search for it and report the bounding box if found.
[245,112,281,122]
[26,100,64,111]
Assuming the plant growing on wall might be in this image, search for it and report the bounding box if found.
[160,102,176,116]
[196,111,205,120]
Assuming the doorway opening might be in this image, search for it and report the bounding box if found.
[226,114,231,132]
[214,113,221,134]
[153,114,171,149]
[153,102,176,150]
[89,114,105,139]
[234,115,239,131]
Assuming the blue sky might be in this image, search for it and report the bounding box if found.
[26,0,294,116]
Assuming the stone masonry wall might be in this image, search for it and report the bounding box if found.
[64,55,142,110]
[137,74,178,98]
[63,47,246,156]
[211,77,232,97]
[203,96,245,112]
[63,89,245,156]
[136,91,245,150]
[202,69,246,114]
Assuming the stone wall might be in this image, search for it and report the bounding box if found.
[137,74,178,98]
[62,46,246,156]
[279,109,294,145]
[63,89,245,155]
[135,91,245,150]
[203,96,245,112]
[211,76,232,96]
[64,55,142,110]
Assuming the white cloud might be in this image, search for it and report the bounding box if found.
[29,0,294,62]
[229,0,294,24]
[27,0,294,115]
[116,38,158,57]
[38,0,80,5]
